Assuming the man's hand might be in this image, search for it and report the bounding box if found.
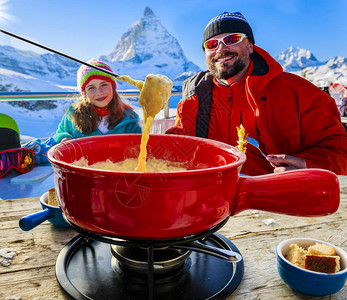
[266,154,307,173]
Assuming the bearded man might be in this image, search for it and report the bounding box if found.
[166,12,347,175]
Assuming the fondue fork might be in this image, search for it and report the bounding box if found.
[247,137,281,168]
[172,241,242,263]
[246,136,267,158]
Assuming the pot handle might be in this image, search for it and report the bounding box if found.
[19,208,54,231]
[232,169,340,216]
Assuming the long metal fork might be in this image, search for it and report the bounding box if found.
[246,136,267,158]
[247,137,280,167]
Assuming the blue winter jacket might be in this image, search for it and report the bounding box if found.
[53,106,142,143]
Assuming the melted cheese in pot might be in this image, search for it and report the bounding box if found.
[72,157,186,172]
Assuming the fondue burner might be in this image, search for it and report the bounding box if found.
[111,245,192,275]
[56,219,244,300]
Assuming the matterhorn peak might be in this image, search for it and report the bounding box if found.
[142,6,159,24]
[99,6,200,89]
[101,6,178,63]
[144,6,154,17]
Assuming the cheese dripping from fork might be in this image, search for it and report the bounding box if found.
[117,74,173,172]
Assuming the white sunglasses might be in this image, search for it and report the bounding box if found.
[204,33,247,50]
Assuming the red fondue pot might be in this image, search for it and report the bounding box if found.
[47,134,340,240]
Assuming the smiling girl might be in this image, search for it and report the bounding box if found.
[53,59,141,143]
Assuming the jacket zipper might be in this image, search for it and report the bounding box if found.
[227,89,232,144]
[245,77,277,154]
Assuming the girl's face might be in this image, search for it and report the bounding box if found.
[85,79,113,108]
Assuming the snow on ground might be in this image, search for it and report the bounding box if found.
[0,67,70,92]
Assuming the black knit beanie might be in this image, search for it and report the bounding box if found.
[202,12,255,49]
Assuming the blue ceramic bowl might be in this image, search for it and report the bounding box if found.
[19,191,69,231]
[276,238,347,296]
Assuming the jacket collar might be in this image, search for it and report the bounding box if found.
[248,45,283,92]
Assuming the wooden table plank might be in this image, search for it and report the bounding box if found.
[0,176,346,299]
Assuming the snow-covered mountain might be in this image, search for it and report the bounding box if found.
[0,45,79,91]
[275,47,347,87]
[295,56,347,87]
[0,7,201,93]
[0,66,72,92]
[0,7,345,93]
[276,46,321,71]
[100,7,201,90]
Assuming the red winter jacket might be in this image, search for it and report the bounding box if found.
[166,46,347,175]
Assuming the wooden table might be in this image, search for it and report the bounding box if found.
[1,176,346,300]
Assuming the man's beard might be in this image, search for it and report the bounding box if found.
[208,51,248,80]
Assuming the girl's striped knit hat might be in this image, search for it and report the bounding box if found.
[77,59,117,93]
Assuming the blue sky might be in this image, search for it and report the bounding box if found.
[0,0,345,70]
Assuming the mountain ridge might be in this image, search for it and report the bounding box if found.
[275,47,347,87]
[0,7,345,92]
